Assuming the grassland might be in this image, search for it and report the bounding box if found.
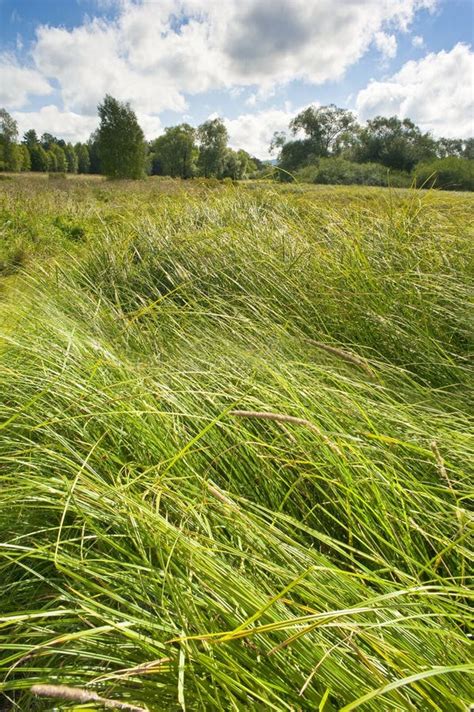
[0,175,473,710]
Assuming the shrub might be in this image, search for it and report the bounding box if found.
[414,157,474,191]
[295,158,412,187]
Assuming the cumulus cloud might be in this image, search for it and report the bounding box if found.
[1,0,444,146]
[20,0,437,115]
[12,106,98,143]
[33,19,187,115]
[374,32,397,59]
[224,106,304,158]
[11,105,163,144]
[0,54,52,109]
[356,43,474,137]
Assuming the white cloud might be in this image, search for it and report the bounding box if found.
[33,19,187,115]
[374,32,397,59]
[356,43,474,137]
[224,106,305,158]
[1,0,446,147]
[11,0,437,116]
[136,113,162,139]
[412,35,425,48]
[12,106,98,143]
[11,105,163,144]
[0,54,52,109]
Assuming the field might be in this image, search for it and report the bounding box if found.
[0,175,473,710]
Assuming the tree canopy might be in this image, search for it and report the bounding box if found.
[151,124,197,178]
[197,118,229,178]
[290,104,357,157]
[0,109,19,171]
[97,95,146,179]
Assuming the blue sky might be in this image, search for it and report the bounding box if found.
[0,0,472,156]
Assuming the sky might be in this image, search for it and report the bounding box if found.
[0,0,473,157]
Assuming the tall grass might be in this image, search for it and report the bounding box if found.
[0,179,473,710]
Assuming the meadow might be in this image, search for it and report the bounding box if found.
[0,175,473,710]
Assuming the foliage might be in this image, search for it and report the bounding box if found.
[97,95,146,179]
[296,158,412,187]
[221,148,257,179]
[30,144,49,172]
[0,109,19,171]
[1,100,472,191]
[88,132,101,174]
[150,124,197,178]
[197,118,229,177]
[18,144,31,171]
[272,107,472,184]
[290,104,358,157]
[75,143,91,174]
[22,129,39,149]
[276,138,317,176]
[47,144,68,173]
[65,143,79,173]
[415,157,474,191]
[353,116,437,172]
[0,178,473,710]
[40,132,60,150]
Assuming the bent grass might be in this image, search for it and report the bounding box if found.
[0,178,473,710]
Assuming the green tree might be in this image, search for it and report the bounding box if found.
[236,149,257,178]
[221,148,257,180]
[221,149,241,180]
[463,138,474,160]
[30,144,49,172]
[270,105,359,176]
[87,132,101,174]
[47,144,67,173]
[150,124,197,178]
[46,149,57,172]
[0,108,19,171]
[289,104,358,158]
[197,118,228,178]
[75,143,91,174]
[40,133,57,150]
[65,143,78,173]
[436,137,463,158]
[276,139,317,176]
[18,144,31,171]
[23,129,39,149]
[354,116,437,172]
[97,95,146,179]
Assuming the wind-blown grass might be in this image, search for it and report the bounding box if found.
[0,178,473,710]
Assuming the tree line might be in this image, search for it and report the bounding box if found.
[271,104,473,174]
[1,97,472,186]
[0,97,262,180]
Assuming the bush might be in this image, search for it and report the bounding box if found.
[415,157,473,191]
[295,158,412,187]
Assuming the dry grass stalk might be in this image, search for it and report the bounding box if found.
[207,482,238,508]
[30,684,147,711]
[305,339,375,377]
[229,410,342,455]
[430,440,453,489]
[430,440,463,533]
[276,420,297,443]
[93,658,172,682]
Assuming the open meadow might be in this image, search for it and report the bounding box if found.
[0,175,473,710]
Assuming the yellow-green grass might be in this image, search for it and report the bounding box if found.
[0,177,473,710]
